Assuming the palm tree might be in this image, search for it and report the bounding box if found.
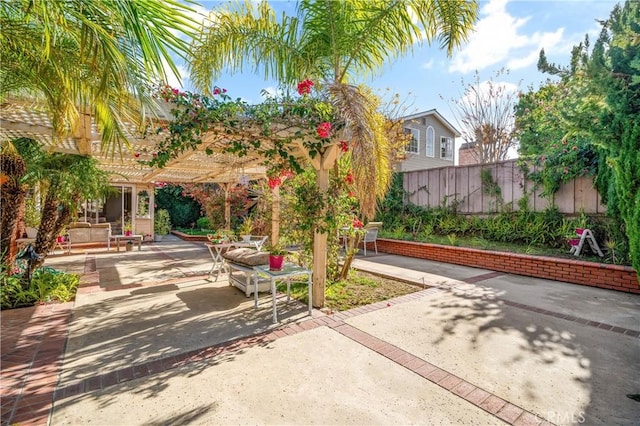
[12,138,112,272]
[1,0,199,271]
[189,0,478,306]
[0,142,27,267]
[190,0,478,218]
[1,0,198,154]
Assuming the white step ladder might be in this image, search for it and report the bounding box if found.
[569,228,604,257]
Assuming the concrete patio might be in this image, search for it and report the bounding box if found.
[2,236,639,425]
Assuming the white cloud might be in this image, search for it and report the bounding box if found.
[260,86,279,99]
[449,0,564,74]
[161,60,188,89]
[422,59,435,70]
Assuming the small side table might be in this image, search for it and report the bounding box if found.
[205,242,236,280]
[253,263,312,323]
[114,234,143,252]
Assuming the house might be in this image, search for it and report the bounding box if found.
[458,141,479,166]
[398,109,461,172]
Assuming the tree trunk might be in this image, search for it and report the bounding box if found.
[338,233,361,280]
[1,184,26,267]
[0,148,27,267]
[31,189,60,272]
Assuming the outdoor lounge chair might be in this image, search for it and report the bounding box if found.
[363,227,378,256]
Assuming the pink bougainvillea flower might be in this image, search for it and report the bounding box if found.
[345,172,354,185]
[213,87,221,95]
[297,79,314,95]
[317,122,331,139]
[268,176,282,189]
[339,140,349,152]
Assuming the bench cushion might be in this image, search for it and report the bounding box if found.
[223,248,269,267]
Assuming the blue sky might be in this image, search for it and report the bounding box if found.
[169,0,617,135]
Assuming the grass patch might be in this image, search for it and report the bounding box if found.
[277,270,420,312]
[175,228,215,236]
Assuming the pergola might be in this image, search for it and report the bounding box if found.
[0,98,268,185]
[1,98,340,307]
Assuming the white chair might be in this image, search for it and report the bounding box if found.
[363,227,378,256]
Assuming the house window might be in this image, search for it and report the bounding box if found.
[405,128,420,154]
[426,127,435,157]
[441,137,453,160]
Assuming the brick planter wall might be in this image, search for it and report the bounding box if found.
[376,238,640,294]
[171,231,208,242]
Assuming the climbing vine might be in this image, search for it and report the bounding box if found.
[148,81,341,179]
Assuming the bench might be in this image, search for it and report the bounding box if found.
[222,248,271,297]
[66,222,111,252]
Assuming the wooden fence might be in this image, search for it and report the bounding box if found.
[403,159,606,215]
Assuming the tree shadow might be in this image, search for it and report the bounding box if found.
[422,283,639,425]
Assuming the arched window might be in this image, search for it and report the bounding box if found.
[425,127,435,157]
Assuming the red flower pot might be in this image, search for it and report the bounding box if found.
[568,238,581,246]
[269,255,284,271]
[575,228,584,235]
[125,230,132,236]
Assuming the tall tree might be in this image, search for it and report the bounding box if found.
[13,139,112,271]
[515,1,639,275]
[0,142,27,267]
[189,0,478,219]
[188,0,478,306]
[589,1,640,276]
[449,69,519,164]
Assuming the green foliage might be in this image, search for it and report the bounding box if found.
[481,168,503,210]
[154,209,172,235]
[513,1,639,277]
[196,217,211,230]
[1,265,79,310]
[24,196,41,228]
[277,158,360,281]
[154,185,201,228]
[1,0,198,154]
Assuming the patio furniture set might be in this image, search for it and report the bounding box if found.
[206,235,312,323]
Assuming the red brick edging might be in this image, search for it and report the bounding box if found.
[376,238,640,294]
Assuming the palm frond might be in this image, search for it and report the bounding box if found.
[190,1,311,94]
[329,83,392,219]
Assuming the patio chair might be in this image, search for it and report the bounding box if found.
[363,227,378,256]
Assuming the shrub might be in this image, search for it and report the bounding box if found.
[154,209,172,235]
[196,217,211,230]
[1,265,79,310]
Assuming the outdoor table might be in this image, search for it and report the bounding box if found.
[206,242,236,280]
[232,236,268,251]
[253,263,312,323]
[114,234,143,252]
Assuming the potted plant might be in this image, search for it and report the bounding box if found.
[265,243,287,271]
[154,209,171,241]
[123,221,133,236]
[237,217,254,242]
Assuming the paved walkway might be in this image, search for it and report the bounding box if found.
[1,237,639,425]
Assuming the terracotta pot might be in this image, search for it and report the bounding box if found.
[269,255,284,271]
